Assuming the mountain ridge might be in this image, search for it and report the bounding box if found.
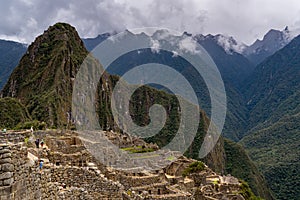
[0,39,26,89]
[242,27,292,65]
[0,22,272,199]
[241,34,300,200]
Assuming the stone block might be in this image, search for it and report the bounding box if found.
[0,186,12,196]
[3,178,13,186]
[0,158,11,164]
[0,172,13,180]
[0,149,10,154]
[1,163,14,172]
[0,144,9,149]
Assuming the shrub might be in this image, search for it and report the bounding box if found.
[182,161,205,177]
[14,120,47,130]
[239,180,264,200]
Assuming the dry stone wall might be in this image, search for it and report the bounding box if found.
[0,142,124,200]
[0,143,49,200]
[49,166,124,199]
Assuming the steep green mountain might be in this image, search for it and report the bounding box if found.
[1,23,88,128]
[96,73,272,199]
[241,35,300,199]
[195,34,254,140]
[0,34,112,91]
[195,34,255,89]
[1,22,272,199]
[0,97,31,129]
[241,113,300,200]
[82,32,253,141]
[224,139,274,199]
[243,35,300,130]
[0,39,26,89]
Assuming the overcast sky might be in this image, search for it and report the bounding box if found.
[1,0,300,45]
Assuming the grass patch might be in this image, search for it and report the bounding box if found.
[121,146,155,153]
[166,155,176,161]
[131,154,159,159]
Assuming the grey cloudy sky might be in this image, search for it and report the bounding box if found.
[1,0,300,45]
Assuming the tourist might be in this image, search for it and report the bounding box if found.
[41,139,44,148]
[39,160,44,170]
[35,138,40,148]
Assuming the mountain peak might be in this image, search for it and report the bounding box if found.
[49,22,76,31]
[183,31,192,37]
[38,22,81,44]
[195,33,246,54]
[215,34,246,54]
[1,22,88,127]
[243,27,293,65]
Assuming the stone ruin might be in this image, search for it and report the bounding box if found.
[0,130,246,199]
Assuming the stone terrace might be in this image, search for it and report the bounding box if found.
[0,130,246,199]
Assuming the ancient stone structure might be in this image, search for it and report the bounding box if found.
[0,130,245,199]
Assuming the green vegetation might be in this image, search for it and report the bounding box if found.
[121,146,155,153]
[182,161,205,177]
[239,180,264,200]
[166,155,176,161]
[96,74,271,197]
[0,98,48,130]
[240,35,300,200]
[0,22,273,199]
[102,37,254,141]
[131,154,159,159]
[224,139,274,200]
[198,37,254,140]
[129,85,181,147]
[0,97,31,129]
[241,114,300,200]
[14,120,46,130]
[1,23,88,128]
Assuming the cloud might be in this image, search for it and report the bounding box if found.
[0,0,207,43]
[178,37,201,54]
[150,38,160,53]
[216,35,246,54]
[1,0,300,44]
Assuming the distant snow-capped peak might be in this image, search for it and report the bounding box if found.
[244,26,292,56]
[194,33,246,54]
[215,34,247,54]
